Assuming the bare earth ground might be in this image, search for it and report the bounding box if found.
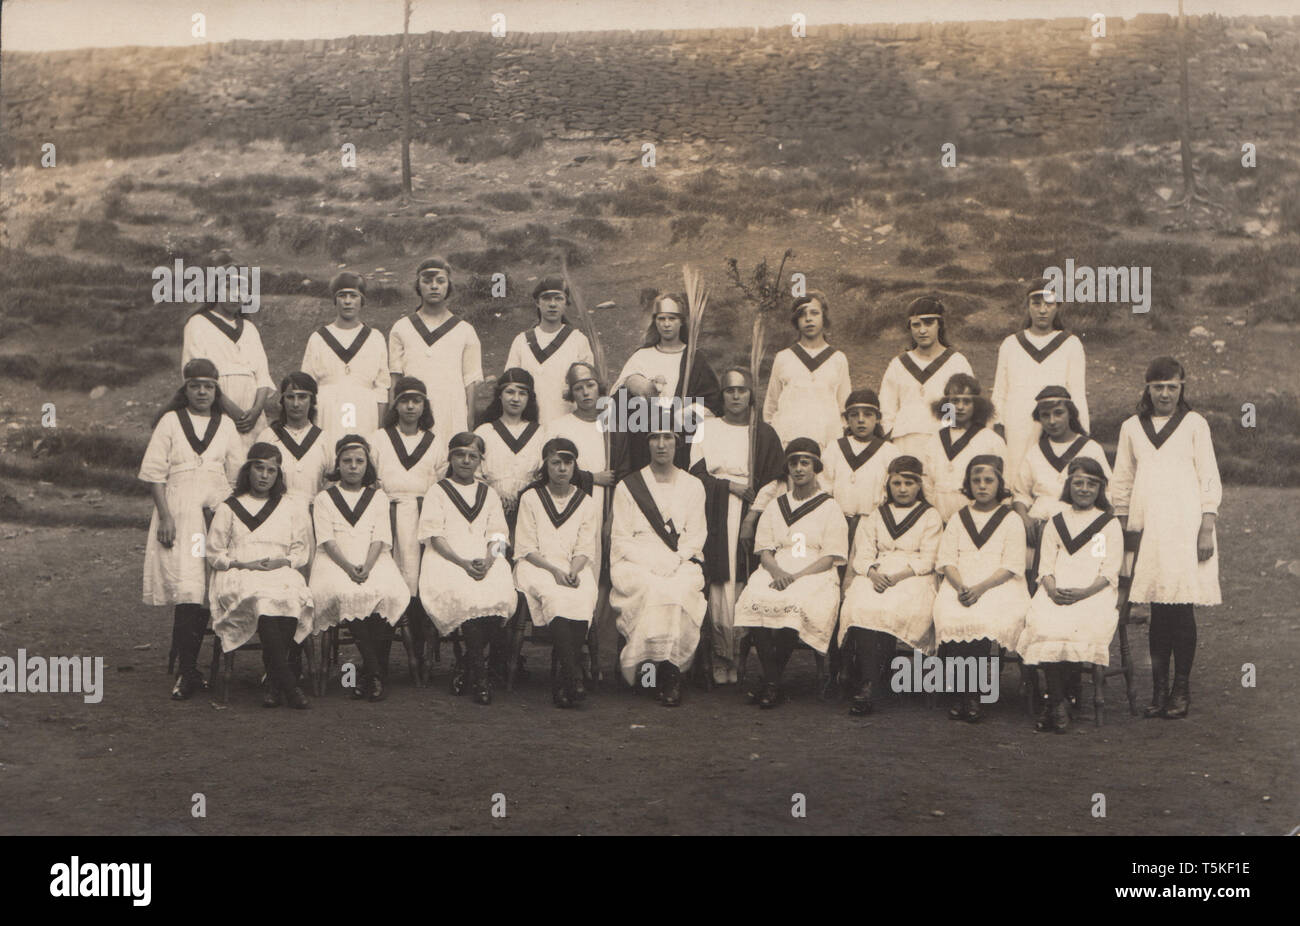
[0,486,1295,836]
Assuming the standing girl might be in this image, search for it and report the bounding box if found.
[1017,457,1123,733]
[302,272,390,449]
[932,455,1030,722]
[474,367,544,533]
[388,257,483,441]
[922,373,1007,523]
[140,358,244,700]
[206,442,314,709]
[1110,357,1220,719]
[991,286,1089,478]
[513,438,600,708]
[417,432,516,705]
[820,388,900,537]
[839,456,944,715]
[879,296,973,458]
[308,435,411,701]
[504,278,594,427]
[256,372,331,512]
[762,291,852,448]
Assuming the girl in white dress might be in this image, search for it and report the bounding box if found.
[504,277,594,427]
[139,358,244,701]
[370,376,445,681]
[735,438,849,709]
[256,372,331,512]
[302,272,390,449]
[417,432,516,705]
[474,368,544,533]
[991,286,1089,478]
[513,438,600,708]
[819,389,899,539]
[206,443,314,709]
[879,296,974,458]
[933,455,1030,722]
[388,257,483,440]
[1111,357,1221,720]
[839,455,943,715]
[308,435,411,701]
[1017,457,1123,733]
[922,373,1007,522]
[762,290,852,448]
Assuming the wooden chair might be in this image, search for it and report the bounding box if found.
[313,615,419,697]
[505,597,600,693]
[213,631,316,705]
[1079,533,1141,725]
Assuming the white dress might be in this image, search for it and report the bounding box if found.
[735,490,849,655]
[839,501,944,653]
[545,412,611,566]
[687,418,753,638]
[762,345,852,448]
[181,310,275,450]
[370,426,446,596]
[139,409,243,606]
[306,486,410,635]
[474,419,544,526]
[206,494,314,652]
[417,478,516,633]
[921,426,1008,522]
[821,435,900,519]
[1011,434,1112,523]
[1111,410,1221,605]
[301,323,390,449]
[388,312,483,438]
[613,346,685,400]
[609,467,708,682]
[932,504,1030,649]
[504,324,594,427]
[1018,508,1123,666]
[991,330,1089,477]
[878,348,973,458]
[513,485,599,627]
[255,423,331,507]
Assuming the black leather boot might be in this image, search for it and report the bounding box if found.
[849,679,873,716]
[1162,674,1190,719]
[1145,663,1170,718]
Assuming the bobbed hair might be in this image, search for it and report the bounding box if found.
[382,391,434,431]
[960,454,1011,501]
[233,442,287,499]
[478,367,539,427]
[1136,355,1192,416]
[1059,456,1112,512]
[905,295,950,348]
[790,290,832,333]
[328,434,378,487]
[562,360,607,402]
[930,372,993,429]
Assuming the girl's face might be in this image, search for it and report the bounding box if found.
[282,389,313,425]
[722,383,751,420]
[788,455,817,489]
[450,447,481,481]
[248,458,280,496]
[797,301,825,339]
[334,290,363,321]
[845,407,879,440]
[1147,380,1182,416]
[1028,294,1058,331]
[417,269,450,306]
[536,292,566,325]
[185,379,217,413]
[570,374,599,412]
[910,315,940,348]
[1068,472,1102,510]
[889,474,920,507]
[648,432,676,465]
[546,453,575,488]
[500,383,530,418]
[397,393,425,427]
[946,390,975,427]
[968,466,1001,506]
[338,448,369,487]
[1038,403,1071,439]
[654,309,683,344]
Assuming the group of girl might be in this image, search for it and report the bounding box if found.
[144,261,1222,729]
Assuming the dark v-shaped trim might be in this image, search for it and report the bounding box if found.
[438,479,488,523]
[199,308,243,342]
[316,324,372,364]
[623,470,680,552]
[328,486,376,527]
[838,436,885,472]
[777,491,832,527]
[176,408,223,455]
[791,343,836,373]
[525,325,573,364]
[534,484,584,529]
[1051,510,1114,556]
[410,312,460,347]
[491,419,541,455]
[385,426,434,470]
[939,426,983,461]
[1015,330,1070,364]
[1139,407,1188,451]
[898,347,953,385]
[1038,433,1088,472]
[880,501,931,540]
[271,423,322,461]
[958,505,1013,550]
[225,494,282,533]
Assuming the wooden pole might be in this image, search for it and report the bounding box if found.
[401,0,413,196]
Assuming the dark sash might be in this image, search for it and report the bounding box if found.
[271,423,321,461]
[880,501,931,541]
[958,505,1012,550]
[328,486,376,527]
[316,324,372,364]
[1052,511,1114,556]
[524,325,573,364]
[622,470,680,552]
[225,494,281,533]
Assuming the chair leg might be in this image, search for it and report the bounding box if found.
[506,611,528,692]
[397,622,420,688]
[584,622,598,692]
[316,630,332,697]
[1093,662,1105,727]
[1117,615,1139,716]
[696,611,714,692]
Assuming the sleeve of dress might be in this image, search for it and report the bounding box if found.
[205,504,235,570]
[138,418,172,483]
[513,493,540,561]
[761,352,783,424]
[1036,517,1062,582]
[370,336,391,402]
[301,333,324,383]
[387,324,406,377]
[999,510,1027,576]
[576,497,599,564]
[850,514,880,574]
[312,492,336,548]
[1069,338,1090,434]
[878,361,900,437]
[1084,440,1113,480]
[909,509,943,576]
[575,331,594,365]
[990,339,1010,429]
[953,352,974,379]
[417,488,447,543]
[485,489,509,550]
[752,478,783,512]
[461,326,484,386]
[370,489,394,551]
[1193,415,1222,515]
[678,479,708,561]
[222,421,244,487]
[834,352,852,413]
[609,483,636,565]
[180,317,199,372]
[1110,420,1136,517]
[247,324,274,391]
[753,503,778,556]
[936,516,961,571]
[287,503,311,568]
[920,434,940,505]
[823,502,850,565]
[611,354,636,394]
[1012,452,1035,510]
[1099,518,1123,586]
[505,333,524,373]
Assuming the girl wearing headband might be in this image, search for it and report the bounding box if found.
[302,271,390,449]
[763,290,852,447]
[922,372,1006,523]
[839,455,943,715]
[878,295,973,458]
[207,443,314,709]
[474,367,544,532]
[140,358,245,701]
[1110,356,1220,719]
[611,291,723,426]
[504,277,594,427]
[256,372,331,511]
[820,388,900,539]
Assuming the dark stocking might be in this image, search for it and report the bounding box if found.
[257,616,298,693]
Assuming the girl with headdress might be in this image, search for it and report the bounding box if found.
[921,372,1007,523]
[388,257,483,440]
[206,442,315,709]
[1110,357,1220,720]
[819,388,900,539]
[140,358,244,700]
[302,271,390,449]
[762,290,852,448]
[878,296,974,458]
[474,367,545,532]
[504,277,594,427]
[256,372,331,511]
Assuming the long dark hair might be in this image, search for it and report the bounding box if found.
[906,295,950,348]
[275,372,319,426]
[478,368,539,427]
[885,455,927,506]
[232,443,287,499]
[641,293,690,348]
[1058,456,1112,512]
[1033,397,1087,438]
[327,435,378,487]
[930,373,993,430]
[1022,287,1067,331]
[1136,356,1193,416]
[444,431,486,480]
[381,392,434,431]
[153,382,226,428]
[960,454,1011,502]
